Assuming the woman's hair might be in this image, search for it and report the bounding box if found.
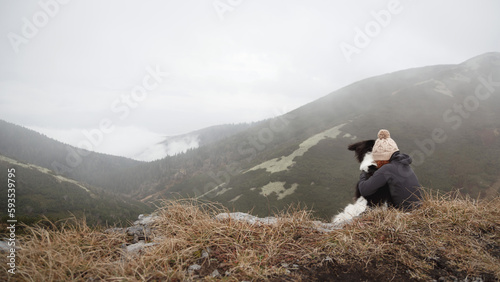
[376,160,390,168]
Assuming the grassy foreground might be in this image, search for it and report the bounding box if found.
[1,192,499,281]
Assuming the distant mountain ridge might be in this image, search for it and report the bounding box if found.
[134,123,253,160]
[1,52,499,221]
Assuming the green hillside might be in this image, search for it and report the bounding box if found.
[0,155,152,227]
[152,52,500,220]
[0,120,144,193]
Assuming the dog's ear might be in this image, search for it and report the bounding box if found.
[348,140,376,151]
[348,142,360,151]
[365,139,376,150]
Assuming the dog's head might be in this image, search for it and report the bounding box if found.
[347,139,376,163]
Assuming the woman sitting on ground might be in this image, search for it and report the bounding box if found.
[358,129,423,211]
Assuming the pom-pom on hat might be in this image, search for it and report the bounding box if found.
[372,129,399,161]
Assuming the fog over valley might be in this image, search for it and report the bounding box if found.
[1,0,499,160]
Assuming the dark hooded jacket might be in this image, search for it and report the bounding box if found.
[358,151,422,211]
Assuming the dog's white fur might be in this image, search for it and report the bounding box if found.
[331,197,368,225]
[331,152,376,225]
[359,151,375,172]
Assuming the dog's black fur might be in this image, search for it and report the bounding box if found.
[348,140,393,207]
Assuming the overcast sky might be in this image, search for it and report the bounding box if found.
[1,0,499,159]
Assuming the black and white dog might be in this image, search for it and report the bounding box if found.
[332,140,392,225]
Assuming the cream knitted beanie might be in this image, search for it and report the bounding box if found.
[372,129,399,161]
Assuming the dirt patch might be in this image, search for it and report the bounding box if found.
[283,261,412,281]
[267,260,496,282]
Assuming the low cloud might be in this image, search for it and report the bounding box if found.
[29,125,166,161]
[2,0,500,158]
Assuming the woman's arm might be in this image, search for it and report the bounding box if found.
[358,167,391,197]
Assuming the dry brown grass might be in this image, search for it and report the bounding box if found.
[1,192,499,281]
[321,191,500,280]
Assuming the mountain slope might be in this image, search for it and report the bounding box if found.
[0,154,152,226]
[1,52,499,222]
[0,120,252,194]
[149,52,500,219]
[0,120,148,193]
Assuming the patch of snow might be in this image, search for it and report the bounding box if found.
[196,183,233,199]
[343,133,357,140]
[260,182,298,200]
[278,183,298,200]
[216,187,232,197]
[246,123,345,173]
[196,185,233,199]
[0,155,93,195]
[450,72,471,83]
[391,89,402,95]
[433,80,453,97]
[260,182,285,197]
[414,79,433,86]
[229,194,242,203]
[197,183,225,199]
[54,175,91,193]
[414,79,453,97]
